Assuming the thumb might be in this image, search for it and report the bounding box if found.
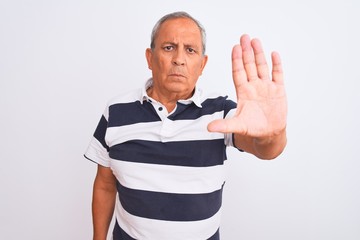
[207,118,246,134]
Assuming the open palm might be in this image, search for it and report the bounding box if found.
[208,35,287,138]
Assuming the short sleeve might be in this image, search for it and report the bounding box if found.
[222,99,244,152]
[84,114,111,167]
[223,99,236,147]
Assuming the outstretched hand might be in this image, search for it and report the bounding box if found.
[208,34,287,139]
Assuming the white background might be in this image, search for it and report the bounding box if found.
[1,0,359,239]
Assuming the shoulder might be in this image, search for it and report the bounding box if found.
[107,88,143,107]
[100,88,142,119]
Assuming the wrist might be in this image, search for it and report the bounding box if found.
[253,128,287,159]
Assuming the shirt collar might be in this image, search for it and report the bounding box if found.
[140,78,203,108]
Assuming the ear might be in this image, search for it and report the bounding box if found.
[199,55,208,75]
[145,48,153,70]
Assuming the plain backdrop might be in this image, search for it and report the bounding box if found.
[1,0,359,239]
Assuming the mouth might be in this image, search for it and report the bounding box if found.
[169,73,186,78]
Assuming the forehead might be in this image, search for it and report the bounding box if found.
[156,18,202,44]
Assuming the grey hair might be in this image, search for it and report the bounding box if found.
[150,11,207,55]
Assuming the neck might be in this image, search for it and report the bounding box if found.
[147,86,194,112]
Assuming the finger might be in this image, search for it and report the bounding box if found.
[251,38,270,80]
[271,51,284,84]
[240,34,258,81]
[207,118,246,134]
[232,44,247,99]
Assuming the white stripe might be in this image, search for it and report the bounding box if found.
[84,138,111,167]
[105,111,225,146]
[225,108,236,119]
[115,198,221,240]
[108,88,143,105]
[224,108,237,146]
[111,160,226,194]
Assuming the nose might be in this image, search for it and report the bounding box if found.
[172,50,186,66]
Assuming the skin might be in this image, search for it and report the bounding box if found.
[92,165,116,240]
[145,18,208,112]
[92,16,287,240]
[207,35,287,159]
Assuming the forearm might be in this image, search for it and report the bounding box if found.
[92,170,117,240]
[234,128,287,160]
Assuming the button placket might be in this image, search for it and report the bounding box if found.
[148,100,168,121]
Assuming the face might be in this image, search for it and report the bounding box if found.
[146,17,208,100]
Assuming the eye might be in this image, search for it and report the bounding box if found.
[164,46,174,51]
[187,48,196,53]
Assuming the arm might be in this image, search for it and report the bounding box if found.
[92,165,117,240]
[234,128,287,160]
[208,34,287,160]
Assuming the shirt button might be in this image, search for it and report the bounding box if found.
[158,107,163,111]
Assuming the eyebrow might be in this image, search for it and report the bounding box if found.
[162,41,200,50]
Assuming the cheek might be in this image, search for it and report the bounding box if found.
[190,62,205,75]
[154,57,170,71]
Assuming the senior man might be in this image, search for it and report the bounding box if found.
[85,11,287,240]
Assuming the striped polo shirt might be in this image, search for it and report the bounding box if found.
[85,79,238,240]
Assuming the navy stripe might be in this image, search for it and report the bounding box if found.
[108,101,160,127]
[117,181,223,221]
[168,96,236,120]
[107,97,236,127]
[109,139,227,167]
[113,221,136,240]
[93,115,109,151]
[209,229,220,240]
[223,98,237,116]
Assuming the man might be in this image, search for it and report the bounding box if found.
[85,11,287,240]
